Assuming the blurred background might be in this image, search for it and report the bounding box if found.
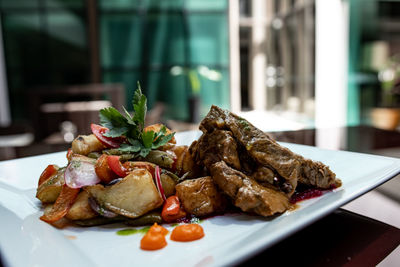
[0,0,400,159]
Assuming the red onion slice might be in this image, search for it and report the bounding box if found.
[154,165,166,202]
[88,197,118,218]
[64,159,101,188]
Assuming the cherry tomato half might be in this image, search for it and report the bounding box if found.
[91,124,121,148]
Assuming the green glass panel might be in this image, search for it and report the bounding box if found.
[100,14,143,68]
[45,12,89,84]
[102,71,141,108]
[2,13,42,69]
[1,0,39,9]
[144,0,184,9]
[46,12,88,67]
[45,0,84,8]
[146,14,185,65]
[99,0,141,10]
[186,0,227,11]
[198,68,230,115]
[188,14,229,65]
[146,70,188,121]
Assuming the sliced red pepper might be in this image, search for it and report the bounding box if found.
[40,185,80,223]
[66,148,73,161]
[38,164,58,186]
[91,123,121,148]
[161,195,187,223]
[107,155,128,177]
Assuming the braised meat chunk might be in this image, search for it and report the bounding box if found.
[210,161,290,216]
[175,176,227,217]
[199,105,341,193]
[189,105,341,217]
[191,129,241,170]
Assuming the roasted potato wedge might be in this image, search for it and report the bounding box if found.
[160,172,176,197]
[66,191,98,220]
[36,168,65,203]
[85,169,163,218]
[72,134,105,156]
[176,176,227,217]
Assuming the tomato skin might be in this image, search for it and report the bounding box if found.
[38,164,58,186]
[40,185,80,223]
[66,148,73,161]
[161,195,186,223]
[170,224,204,242]
[95,154,118,183]
[91,124,121,148]
[106,155,128,177]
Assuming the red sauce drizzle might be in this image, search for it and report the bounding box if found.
[290,184,337,204]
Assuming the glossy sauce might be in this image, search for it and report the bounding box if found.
[290,185,337,204]
[170,223,204,242]
[140,223,168,250]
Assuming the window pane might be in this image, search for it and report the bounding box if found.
[1,0,39,9]
[198,68,230,114]
[99,0,141,10]
[2,13,42,69]
[188,14,229,65]
[102,70,141,108]
[145,13,185,65]
[147,70,188,121]
[186,0,227,11]
[144,0,184,9]
[100,14,143,68]
[46,12,89,83]
[45,0,84,8]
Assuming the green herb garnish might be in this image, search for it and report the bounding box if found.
[98,82,175,157]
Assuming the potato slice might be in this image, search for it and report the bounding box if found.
[72,134,105,156]
[85,169,163,218]
[160,172,176,197]
[36,168,65,203]
[176,176,227,217]
[66,191,98,220]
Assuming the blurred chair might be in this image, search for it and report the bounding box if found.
[0,123,34,160]
[28,83,125,142]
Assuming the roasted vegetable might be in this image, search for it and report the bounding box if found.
[71,134,105,156]
[73,211,162,227]
[66,191,98,221]
[38,164,59,186]
[36,167,65,203]
[40,185,80,223]
[175,176,227,217]
[124,211,162,226]
[95,154,118,183]
[85,169,163,218]
[166,145,195,176]
[64,155,100,188]
[161,195,186,223]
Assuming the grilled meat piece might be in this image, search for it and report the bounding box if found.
[210,161,290,216]
[190,129,241,170]
[175,176,227,217]
[200,105,341,195]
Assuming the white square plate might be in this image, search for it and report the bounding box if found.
[1,131,400,267]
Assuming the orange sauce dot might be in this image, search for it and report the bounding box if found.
[148,223,169,236]
[140,223,168,251]
[170,223,204,242]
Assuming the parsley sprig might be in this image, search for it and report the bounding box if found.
[99,82,175,157]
